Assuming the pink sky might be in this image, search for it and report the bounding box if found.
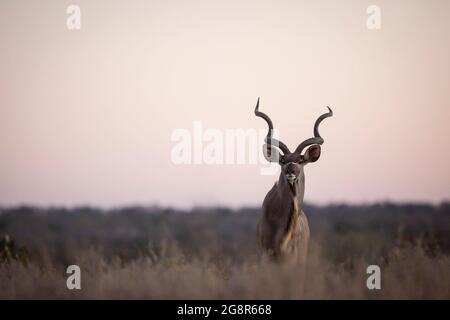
[1,0,449,208]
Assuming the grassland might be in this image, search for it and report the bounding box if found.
[0,203,449,299]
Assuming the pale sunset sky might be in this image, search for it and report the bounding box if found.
[1,0,449,208]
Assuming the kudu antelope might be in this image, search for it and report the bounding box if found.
[255,98,333,263]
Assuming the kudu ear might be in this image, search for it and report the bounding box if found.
[303,145,321,163]
[263,144,282,163]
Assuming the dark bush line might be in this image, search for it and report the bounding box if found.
[0,202,448,266]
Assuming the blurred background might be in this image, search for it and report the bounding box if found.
[0,0,449,299]
[1,0,449,208]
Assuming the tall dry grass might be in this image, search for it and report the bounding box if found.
[0,239,449,299]
[0,204,449,299]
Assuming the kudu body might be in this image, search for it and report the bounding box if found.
[255,98,333,263]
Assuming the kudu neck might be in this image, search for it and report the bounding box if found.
[278,173,305,201]
[276,173,305,215]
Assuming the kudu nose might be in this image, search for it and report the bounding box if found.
[285,163,295,175]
